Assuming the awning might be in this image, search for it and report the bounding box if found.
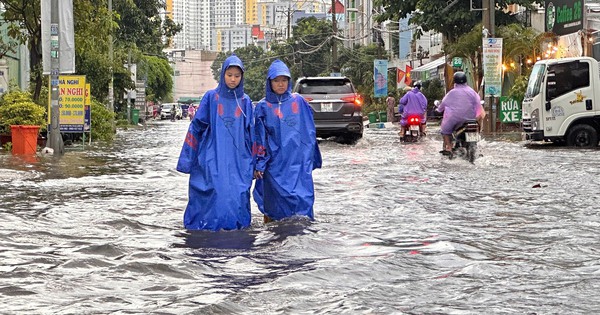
[411,56,446,73]
[410,56,446,81]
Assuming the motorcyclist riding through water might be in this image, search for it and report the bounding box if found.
[398,81,428,140]
[436,71,485,154]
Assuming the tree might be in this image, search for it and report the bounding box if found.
[291,17,333,77]
[0,0,180,108]
[443,23,486,88]
[373,0,538,43]
[338,44,393,111]
[0,0,44,101]
[444,22,550,90]
[113,0,180,55]
[141,55,173,102]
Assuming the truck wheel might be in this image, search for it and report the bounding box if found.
[567,124,598,148]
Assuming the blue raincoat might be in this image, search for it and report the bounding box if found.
[176,55,255,231]
[253,60,322,221]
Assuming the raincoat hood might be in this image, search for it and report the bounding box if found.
[217,54,246,99]
[265,59,293,104]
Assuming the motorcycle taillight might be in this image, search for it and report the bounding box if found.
[465,121,479,132]
[408,116,421,124]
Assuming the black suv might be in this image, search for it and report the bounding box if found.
[293,76,363,144]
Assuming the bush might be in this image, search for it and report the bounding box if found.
[0,90,46,134]
[509,74,529,103]
[90,100,116,142]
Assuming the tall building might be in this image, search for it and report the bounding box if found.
[171,0,214,50]
[169,0,351,51]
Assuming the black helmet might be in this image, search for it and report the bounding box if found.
[413,81,422,89]
[453,71,467,84]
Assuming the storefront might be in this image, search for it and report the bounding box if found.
[410,56,446,82]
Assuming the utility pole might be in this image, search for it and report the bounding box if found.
[484,0,496,133]
[48,0,64,155]
[331,0,338,72]
[276,4,294,39]
[287,2,291,39]
[127,50,132,124]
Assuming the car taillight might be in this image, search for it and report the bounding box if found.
[303,97,313,102]
[341,95,363,106]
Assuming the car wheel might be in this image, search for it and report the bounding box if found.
[336,134,362,145]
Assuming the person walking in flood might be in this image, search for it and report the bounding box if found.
[252,59,322,223]
[176,54,255,231]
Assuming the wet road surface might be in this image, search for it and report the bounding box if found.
[1,120,599,314]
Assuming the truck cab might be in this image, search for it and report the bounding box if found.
[522,57,600,147]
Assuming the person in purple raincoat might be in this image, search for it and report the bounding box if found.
[436,71,485,154]
[176,54,255,231]
[253,59,322,223]
[399,81,428,138]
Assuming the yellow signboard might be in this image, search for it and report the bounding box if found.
[48,75,86,132]
[85,83,91,105]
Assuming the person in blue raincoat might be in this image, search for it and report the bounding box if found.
[176,54,255,231]
[253,59,322,223]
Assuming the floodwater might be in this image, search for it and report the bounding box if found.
[1,120,599,314]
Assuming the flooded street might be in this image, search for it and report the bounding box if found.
[1,119,599,314]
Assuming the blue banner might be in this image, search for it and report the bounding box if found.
[374,60,388,98]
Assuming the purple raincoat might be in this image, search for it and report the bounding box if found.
[399,88,427,126]
[437,84,484,135]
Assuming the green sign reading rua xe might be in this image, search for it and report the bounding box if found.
[545,0,583,36]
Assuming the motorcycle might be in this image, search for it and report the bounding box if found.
[450,119,480,163]
[434,100,481,163]
[400,115,423,142]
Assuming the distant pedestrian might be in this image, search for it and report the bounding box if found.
[188,104,196,120]
[386,93,395,123]
[176,54,255,231]
[252,59,322,223]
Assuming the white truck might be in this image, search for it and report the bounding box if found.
[522,56,600,147]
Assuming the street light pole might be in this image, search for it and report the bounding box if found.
[48,0,64,155]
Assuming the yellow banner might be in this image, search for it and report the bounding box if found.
[47,75,86,130]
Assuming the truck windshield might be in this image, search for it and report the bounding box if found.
[525,64,545,98]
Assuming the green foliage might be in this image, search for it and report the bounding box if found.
[113,0,173,56]
[143,56,173,102]
[373,0,538,43]
[0,90,46,134]
[508,74,529,103]
[291,17,333,76]
[338,44,395,109]
[421,78,445,111]
[0,0,181,110]
[73,0,112,104]
[90,100,116,142]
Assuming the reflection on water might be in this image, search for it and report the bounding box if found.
[1,120,599,314]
